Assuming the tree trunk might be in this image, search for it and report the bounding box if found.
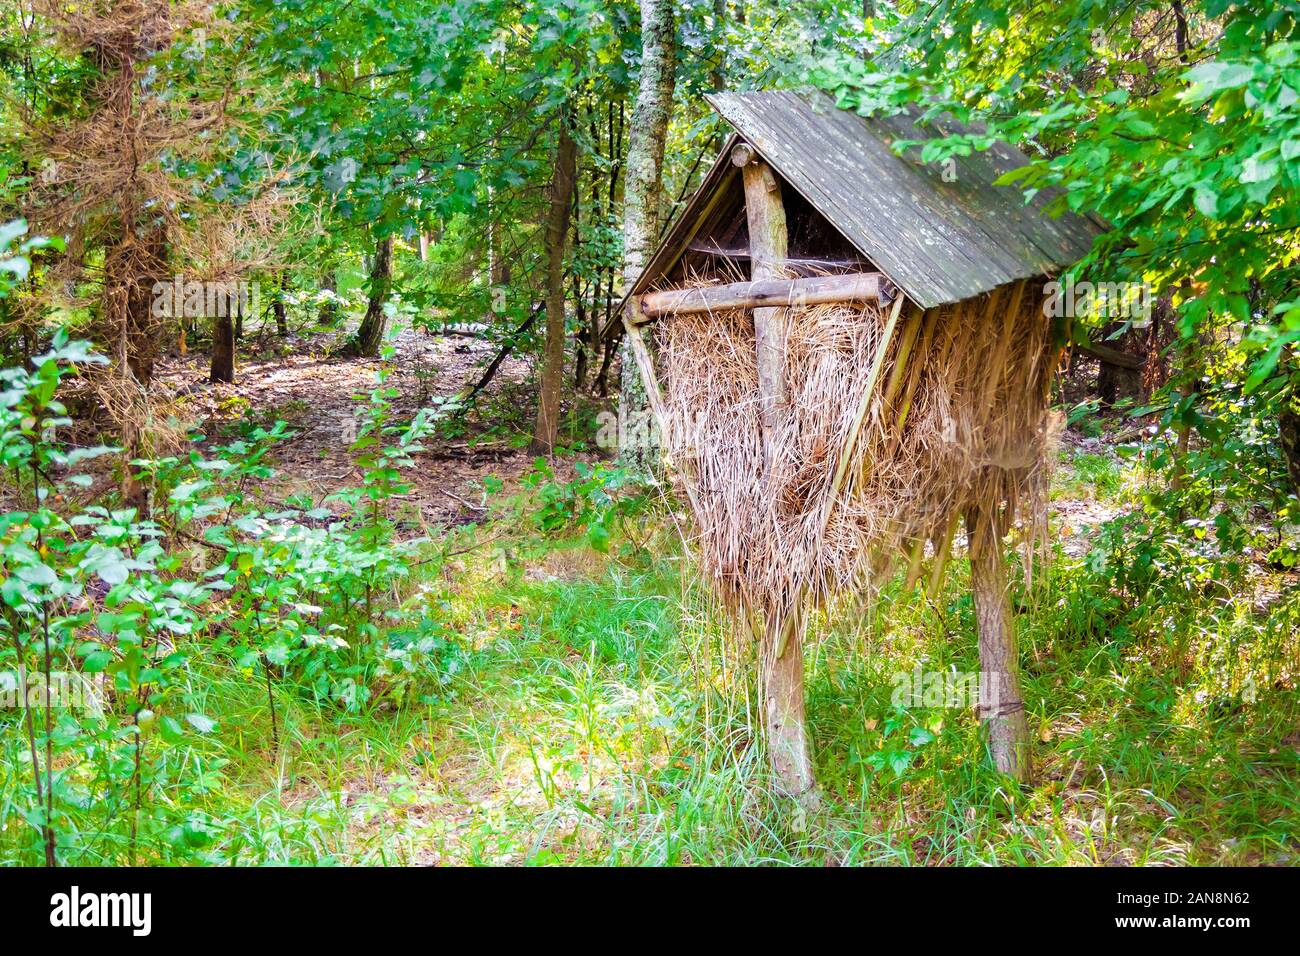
[1281,373,1300,501]
[528,113,578,456]
[711,0,728,90]
[571,162,589,392]
[967,504,1032,784]
[1279,400,1300,502]
[209,308,235,384]
[1142,294,1175,398]
[273,273,289,337]
[319,266,337,325]
[595,332,617,396]
[111,225,166,515]
[618,0,677,473]
[346,234,393,358]
[101,223,165,387]
[1096,321,1144,407]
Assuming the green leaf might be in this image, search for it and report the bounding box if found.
[1240,154,1280,184]
[1193,186,1218,217]
[82,650,114,672]
[96,557,129,587]
[586,522,611,553]
[16,562,57,586]
[160,716,186,744]
[186,712,218,734]
[170,480,210,501]
[909,726,937,747]
[1184,61,1255,98]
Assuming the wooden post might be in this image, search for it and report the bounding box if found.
[966,504,1032,784]
[639,271,892,317]
[622,302,704,519]
[734,142,788,473]
[733,141,816,802]
[761,605,817,801]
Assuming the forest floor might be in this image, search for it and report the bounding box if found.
[149,325,606,527]
[142,326,1300,867]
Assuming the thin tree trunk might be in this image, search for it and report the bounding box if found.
[618,0,677,472]
[571,155,589,391]
[1282,388,1300,501]
[595,331,618,396]
[460,301,544,404]
[580,104,606,392]
[1142,294,1174,397]
[114,225,165,514]
[319,266,337,325]
[119,227,166,385]
[711,0,728,90]
[346,234,394,358]
[529,113,578,455]
[603,102,626,337]
[967,504,1032,784]
[1096,321,1144,407]
[1172,0,1189,64]
[273,272,289,337]
[210,299,236,384]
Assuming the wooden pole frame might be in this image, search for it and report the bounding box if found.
[637,271,894,317]
[966,504,1032,784]
[626,261,1039,789]
[620,144,907,804]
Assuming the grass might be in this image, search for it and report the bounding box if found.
[4,448,1298,866]
[1053,449,1125,502]
[104,542,1294,865]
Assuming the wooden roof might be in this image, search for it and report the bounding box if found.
[616,90,1105,325]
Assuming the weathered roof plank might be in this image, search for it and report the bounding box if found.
[608,89,1105,332]
[704,91,1104,309]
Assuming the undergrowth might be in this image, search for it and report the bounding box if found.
[2,343,1298,866]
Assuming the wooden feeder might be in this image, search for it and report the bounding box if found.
[607,91,1105,798]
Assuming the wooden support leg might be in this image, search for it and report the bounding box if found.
[736,146,789,472]
[761,607,817,804]
[967,505,1032,784]
[733,144,818,800]
[622,307,703,518]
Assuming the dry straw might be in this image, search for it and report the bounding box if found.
[654,268,1057,633]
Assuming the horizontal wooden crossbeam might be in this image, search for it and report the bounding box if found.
[635,271,895,319]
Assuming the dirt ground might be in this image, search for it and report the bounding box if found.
[145,325,610,527]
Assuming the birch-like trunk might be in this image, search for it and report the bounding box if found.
[618,0,676,473]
